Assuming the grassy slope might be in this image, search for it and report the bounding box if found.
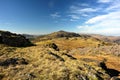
[35,37,120,71]
[35,37,107,50]
[0,37,119,80]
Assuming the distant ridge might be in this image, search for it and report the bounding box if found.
[47,30,81,38]
[90,34,120,44]
[33,30,98,42]
[33,30,120,44]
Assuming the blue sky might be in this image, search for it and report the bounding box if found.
[0,0,120,35]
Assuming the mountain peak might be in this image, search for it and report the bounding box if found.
[49,30,80,38]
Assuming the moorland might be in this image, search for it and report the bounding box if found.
[0,30,120,80]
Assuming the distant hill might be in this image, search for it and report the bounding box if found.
[90,34,120,44]
[33,30,120,45]
[23,32,120,44]
[34,30,92,42]
[45,30,81,38]
[22,34,39,39]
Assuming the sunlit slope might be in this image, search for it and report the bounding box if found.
[34,30,113,50]
[0,44,110,80]
[35,37,112,50]
[0,30,119,80]
[0,43,120,80]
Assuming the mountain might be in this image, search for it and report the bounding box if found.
[90,34,120,44]
[47,30,81,38]
[34,30,93,42]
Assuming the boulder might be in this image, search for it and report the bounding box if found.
[44,42,59,51]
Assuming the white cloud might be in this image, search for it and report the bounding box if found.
[69,15,80,19]
[81,14,88,17]
[79,8,99,13]
[98,0,120,12]
[77,11,120,35]
[77,25,89,29]
[85,15,107,24]
[70,5,78,12]
[74,3,89,7]
[69,6,100,19]
[68,3,101,21]
[86,11,120,24]
[106,0,120,11]
[98,0,113,3]
[50,12,61,18]
[70,19,77,22]
[70,7,99,14]
[70,0,120,35]
[106,5,120,11]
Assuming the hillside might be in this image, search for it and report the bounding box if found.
[0,31,33,47]
[34,30,97,42]
[0,30,120,80]
[91,34,120,44]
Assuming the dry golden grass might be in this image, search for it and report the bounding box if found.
[0,45,110,80]
[0,37,119,80]
[73,54,120,71]
[35,37,105,50]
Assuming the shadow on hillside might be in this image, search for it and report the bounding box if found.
[106,68,120,77]
[0,58,28,66]
[48,52,65,62]
[63,53,77,60]
[99,62,120,77]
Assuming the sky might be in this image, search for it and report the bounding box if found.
[0,0,120,36]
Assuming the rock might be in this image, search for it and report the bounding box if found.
[44,42,59,51]
[0,31,33,47]
[48,52,65,62]
[99,62,107,70]
[0,58,28,66]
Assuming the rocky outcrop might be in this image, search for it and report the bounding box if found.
[0,31,33,47]
[0,58,28,66]
[44,42,59,51]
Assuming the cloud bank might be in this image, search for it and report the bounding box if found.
[76,0,120,36]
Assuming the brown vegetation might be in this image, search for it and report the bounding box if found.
[0,30,120,80]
